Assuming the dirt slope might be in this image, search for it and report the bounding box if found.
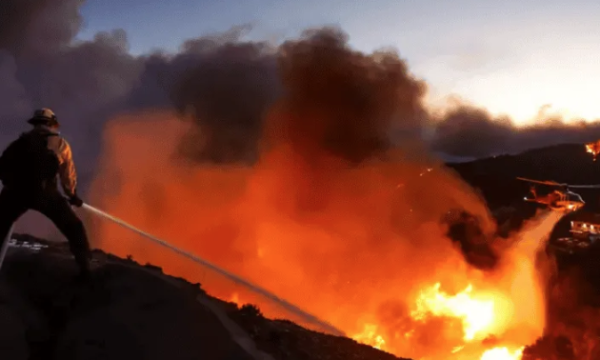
[0,236,406,360]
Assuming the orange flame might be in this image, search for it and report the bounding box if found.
[404,281,528,360]
[230,292,242,305]
[411,283,509,342]
[585,141,600,161]
[350,280,530,360]
[480,346,524,360]
[353,323,386,350]
[90,112,559,360]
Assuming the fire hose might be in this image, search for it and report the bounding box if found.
[0,224,14,271]
[0,202,345,337]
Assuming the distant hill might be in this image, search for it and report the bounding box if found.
[444,143,600,359]
[441,142,600,271]
[447,143,600,211]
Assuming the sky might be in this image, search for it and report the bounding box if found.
[78,0,600,124]
[5,0,600,239]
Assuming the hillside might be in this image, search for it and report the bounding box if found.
[448,143,600,211]
[0,236,406,360]
[446,142,600,248]
[446,141,600,278]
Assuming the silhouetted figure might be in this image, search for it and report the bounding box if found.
[0,108,91,278]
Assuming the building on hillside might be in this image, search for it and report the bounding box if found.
[552,211,600,254]
[570,222,600,240]
[568,211,600,239]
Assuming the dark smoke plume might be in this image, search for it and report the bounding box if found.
[117,26,282,164]
[0,0,82,57]
[272,27,427,163]
[2,0,600,189]
[169,27,281,163]
[432,104,600,158]
[0,0,141,237]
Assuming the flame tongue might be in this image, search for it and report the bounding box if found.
[353,323,386,350]
[409,282,525,360]
[480,346,524,360]
[411,283,499,342]
[586,141,600,161]
[351,281,525,360]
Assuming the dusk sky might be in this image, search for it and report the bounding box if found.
[78,0,600,124]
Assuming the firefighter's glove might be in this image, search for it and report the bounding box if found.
[69,194,84,207]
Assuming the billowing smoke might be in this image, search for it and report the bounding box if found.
[432,104,600,158]
[0,2,581,358]
[88,24,553,360]
[0,2,277,237]
[2,0,600,188]
[0,0,141,184]
[129,25,281,163]
[0,0,142,237]
[271,28,427,163]
[0,0,82,57]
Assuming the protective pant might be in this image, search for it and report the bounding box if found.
[0,187,91,275]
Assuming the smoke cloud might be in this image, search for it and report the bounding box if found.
[0,0,82,57]
[1,0,599,187]
[86,24,559,360]
[271,28,427,163]
[0,0,597,266]
[0,2,582,358]
[432,104,600,158]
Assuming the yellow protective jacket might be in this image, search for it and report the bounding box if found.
[29,126,78,197]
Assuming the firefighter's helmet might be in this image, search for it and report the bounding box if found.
[27,108,59,126]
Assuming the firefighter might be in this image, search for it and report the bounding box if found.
[0,108,91,279]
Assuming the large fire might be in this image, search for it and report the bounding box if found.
[87,112,561,360]
[348,214,556,360]
[353,281,527,360]
[412,283,504,342]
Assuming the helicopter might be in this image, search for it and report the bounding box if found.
[517,177,600,212]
